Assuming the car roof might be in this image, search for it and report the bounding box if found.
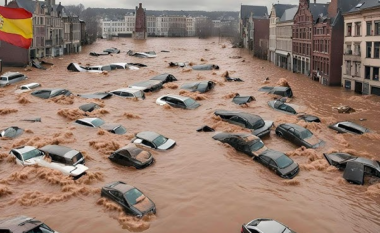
[260,149,286,160]
[215,110,264,124]
[12,145,37,154]
[39,145,79,159]
[213,132,258,141]
[335,121,369,132]
[247,219,286,233]
[272,86,290,91]
[131,80,161,87]
[354,157,380,169]
[111,88,141,94]
[280,123,307,132]
[160,94,191,101]
[109,182,135,194]
[21,83,40,88]
[114,146,143,157]
[77,117,102,124]
[136,131,161,141]
[0,216,43,232]
[1,72,22,77]
[150,73,172,80]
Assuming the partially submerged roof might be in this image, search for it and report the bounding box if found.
[240,5,268,19]
[136,131,161,141]
[279,123,307,133]
[0,216,42,233]
[112,88,142,94]
[343,161,365,185]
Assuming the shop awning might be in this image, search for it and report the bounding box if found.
[275,50,290,57]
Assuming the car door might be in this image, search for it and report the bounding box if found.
[141,139,155,149]
[268,159,278,172]
[286,127,297,144]
[118,153,132,167]
[110,190,129,210]
[258,155,271,167]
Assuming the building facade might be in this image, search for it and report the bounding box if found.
[342,0,380,95]
[269,4,296,64]
[100,14,135,39]
[239,5,268,50]
[276,7,298,70]
[134,3,147,39]
[292,0,328,76]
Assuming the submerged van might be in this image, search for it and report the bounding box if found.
[0,72,27,87]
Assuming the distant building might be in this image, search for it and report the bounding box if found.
[342,0,380,96]
[100,14,135,39]
[239,5,268,50]
[134,3,147,39]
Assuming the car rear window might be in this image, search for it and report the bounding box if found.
[91,118,105,127]
[114,126,127,135]
[184,98,196,106]
[125,188,143,205]
[152,135,168,147]
[71,152,84,165]
[275,155,293,169]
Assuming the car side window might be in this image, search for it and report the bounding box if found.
[177,100,186,108]
[364,166,376,176]
[337,124,362,134]
[269,159,277,168]
[112,91,121,96]
[12,151,22,160]
[121,92,133,97]
[286,106,296,114]
[142,140,155,148]
[76,120,94,127]
[260,155,270,164]
[278,104,287,111]
[231,116,246,126]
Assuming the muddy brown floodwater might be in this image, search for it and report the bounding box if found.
[1,38,380,233]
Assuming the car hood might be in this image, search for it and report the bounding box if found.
[278,161,299,176]
[253,120,273,136]
[157,139,176,150]
[133,196,155,214]
[37,159,88,177]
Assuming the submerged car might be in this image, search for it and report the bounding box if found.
[297,114,321,123]
[79,103,100,112]
[214,110,273,138]
[328,121,369,135]
[255,149,299,179]
[104,47,120,54]
[9,146,88,178]
[259,86,293,98]
[127,50,157,58]
[31,88,72,99]
[212,133,268,157]
[324,152,380,185]
[109,144,154,169]
[110,88,145,99]
[78,92,112,99]
[132,131,176,150]
[67,63,112,73]
[75,117,127,135]
[268,100,297,114]
[275,123,324,149]
[180,81,215,93]
[192,64,219,70]
[0,215,60,233]
[39,145,85,165]
[0,72,27,87]
[150,73,177,84]
[129,80,163,92]
[232,95,255,105]
[0,126,23,138]
[156,94,200,109]
[242,218,296,233]
[19,82,41,91]
[101,181,156,217]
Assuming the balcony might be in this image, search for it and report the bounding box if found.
[344,50,361,62]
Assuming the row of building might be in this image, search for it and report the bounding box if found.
[0,0,86,66]
[239,0,380,96]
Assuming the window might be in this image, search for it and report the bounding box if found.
[375,21,380,35]
[367,42,372,58]
[355,22,361,36]
[365,66,371,79]
[347,23,352,36]
[367,21,372,35]
[346,61,351,75]
[375,42,380,58]
[373,67,379,81]
[354,62,361,76]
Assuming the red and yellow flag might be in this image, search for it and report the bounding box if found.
[0,6,33,49]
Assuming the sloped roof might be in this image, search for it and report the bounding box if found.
[309,3,329,21]
[271,4,297,18]
[337,0,362,13]
[240,5,268,19]
[14,0,37,13]
[347,0,380,13]
[280,7,298,22]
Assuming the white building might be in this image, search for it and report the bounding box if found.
[342,1,380,96]
[100,13,135,38]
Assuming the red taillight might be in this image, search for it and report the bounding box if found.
[241,226,244,233]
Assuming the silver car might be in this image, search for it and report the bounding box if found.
[0,72,27,87]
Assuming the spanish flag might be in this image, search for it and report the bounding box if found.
[0,6,33,49]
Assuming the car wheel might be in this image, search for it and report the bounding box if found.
[276,131,283,137]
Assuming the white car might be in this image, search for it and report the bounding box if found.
[131,131,176,150]
[110,88,145,99]
[9,146,88,178]
[15,82,41,94]
[156,94,200,109]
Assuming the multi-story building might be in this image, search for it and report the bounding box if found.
[276,7,298,70]
[311,0,360,86]
[62,9,82,54]
[147,15,157,36]
[269,4,297,64]
[253,17,269,59]
[342,0,380,95]
[292,0,328,76]
[239,5,268,50]
[100,14,135,39]
[186,17,196,37]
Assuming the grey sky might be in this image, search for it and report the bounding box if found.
[0,0,330,12]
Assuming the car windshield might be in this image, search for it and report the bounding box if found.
[1,77,7,81]
[275,155,293,169]
[299,128,313,139]
[125,188,144,205]
[91,118,105,127]
[249,140,264,151]
[22,148,42,161]
[114,126,127,135]
[152,135,168,147]
[71,152,83,165]
[183,98,196,106]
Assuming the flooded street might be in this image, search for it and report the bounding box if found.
[0,37,380,233]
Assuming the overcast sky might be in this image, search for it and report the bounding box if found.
[1,0,330,11]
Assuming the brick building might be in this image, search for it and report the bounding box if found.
[312,0,360,86]
[133,3,147,39]
[292,0,328,76]
[239,5,268,50]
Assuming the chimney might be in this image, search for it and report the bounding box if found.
[139,3,142,8]
[4,0,7,6]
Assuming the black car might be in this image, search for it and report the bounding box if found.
[241,218,296,233]
[0,216,59,233]
[268,100,297,114]
[214,110,273,138]
[255,149,299,179]
[212,133,268,157]
[297,114,321,123]
[31,88,72,99]
[275,123,323,149]
[328,121,369,135]
[324,152,380,185]
[101,181,156,217]
[150,73,177,84]
[109,145,154,169]
[259,86,293,98]
[180,81,215,93]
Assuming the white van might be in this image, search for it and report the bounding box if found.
[0,72,27,87]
